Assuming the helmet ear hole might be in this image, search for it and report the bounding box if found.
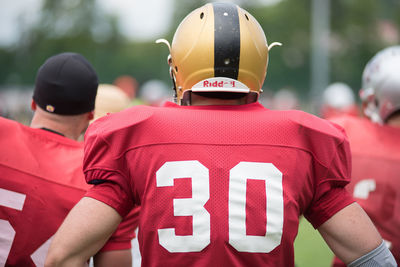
[245,14,249,20]
[200,12,204,19]
[175,66,178,72]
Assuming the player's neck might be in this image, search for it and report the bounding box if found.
[386,115,400,128]
[30,112,87,141]
[189,95,248,106]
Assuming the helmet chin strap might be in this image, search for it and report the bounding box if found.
[156,39,179,102]
[166,54,178,102]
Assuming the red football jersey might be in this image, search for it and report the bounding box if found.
[0,117,138,267]
[331,116,400,266]
[320,105,360,120]
[84,102,354,267]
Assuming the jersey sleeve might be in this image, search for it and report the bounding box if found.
[83,121,134,218]
[304,128,355,229]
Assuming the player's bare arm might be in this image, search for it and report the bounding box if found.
[45,197,122,267]
[318,202,393,265]
[93,249,132,267]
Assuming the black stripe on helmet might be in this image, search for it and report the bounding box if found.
[213,2,240,79]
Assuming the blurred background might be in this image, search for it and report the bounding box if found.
[1,0,400,123]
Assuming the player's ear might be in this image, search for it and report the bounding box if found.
[88,111,94,121]
[31,100,37,111]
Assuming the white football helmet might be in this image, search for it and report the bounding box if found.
[320,82,357,119]
[322,83,355,110]
[361,46,400,123]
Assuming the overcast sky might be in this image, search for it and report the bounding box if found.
[97,0,174,41]
[0,0,281,47]
[0,0,174,46]
[0,0,43,46]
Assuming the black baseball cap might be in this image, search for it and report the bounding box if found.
[33,52,98,115]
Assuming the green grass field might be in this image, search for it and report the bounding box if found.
[294,217,334,267]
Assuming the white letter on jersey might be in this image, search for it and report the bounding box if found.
[229,162,283,253]
[157,161,210,252]
[353,179,376,199]
[0,188,26,267]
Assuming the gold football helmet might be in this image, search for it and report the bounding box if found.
[157,2,281,104]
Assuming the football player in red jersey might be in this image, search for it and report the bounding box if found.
[46,3,395,267]
[331,46,400,266]
[0,52,138,266]
[320,82,360,119]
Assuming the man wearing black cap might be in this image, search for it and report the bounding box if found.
[0,52,137,266]
[30,52,98,139]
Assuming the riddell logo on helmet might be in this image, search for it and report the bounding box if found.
[192,77,250,93]
[203,80,236,88]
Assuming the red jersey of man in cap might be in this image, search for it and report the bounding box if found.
[0,52,139,266]
[0,117,139,266]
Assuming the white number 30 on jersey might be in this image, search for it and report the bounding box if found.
[156,161,284,253]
